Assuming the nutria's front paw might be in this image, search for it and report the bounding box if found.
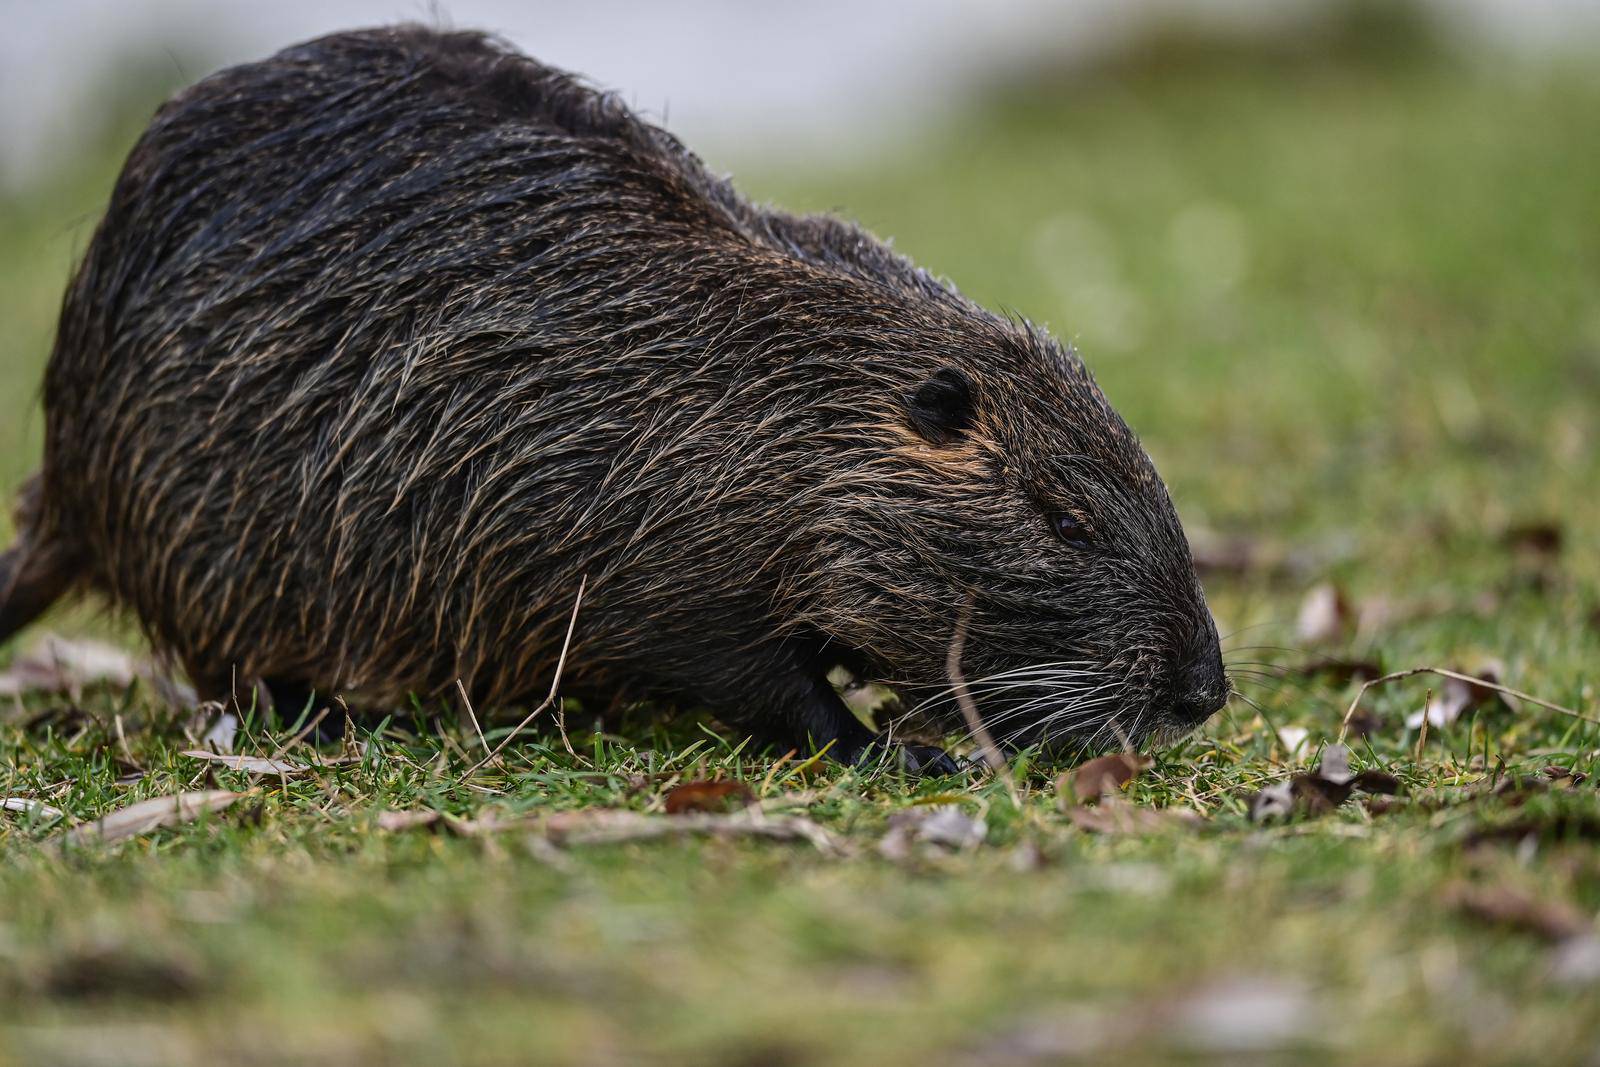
[898,744,967,776]
[843,741,966,777]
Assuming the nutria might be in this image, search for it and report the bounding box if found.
[0,26,1228,771]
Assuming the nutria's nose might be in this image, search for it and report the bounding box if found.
[1170,640,1228,725]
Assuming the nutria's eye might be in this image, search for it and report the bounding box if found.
[1048,512,1094,549]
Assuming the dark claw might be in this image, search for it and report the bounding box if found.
[843,740,966,777]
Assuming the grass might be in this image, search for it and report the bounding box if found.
[3,22,1600,1066]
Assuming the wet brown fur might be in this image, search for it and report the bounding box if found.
[0,26,1227,763]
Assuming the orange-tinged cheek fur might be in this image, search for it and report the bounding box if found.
[776,420,1003,670]
[885,420,996,482]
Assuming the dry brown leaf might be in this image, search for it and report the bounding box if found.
[1187,529,1267,577]
[662,779,755,815]
[180,750,355,777]
[1502,521,1563,560]
[1056,753,1152,806]
[55,790,241,848]
[1247,780,1297,821]
[373,809,528,836]
[1067,798,1203,835]
[1341,664,1587,745]
[3,796,65,821]
[437,816,506,837]
[0,634,139,697]
[0,634,194,707]
[1543,765,1588,787]
[1445,882,1593,942]
[914,807,987,848]
[1274,726,1311,761]
[193,705,239,752]
[1008,839,1048,872]
[370,806,839,855]
[1317,744,1354,784]
[42,942,204,1002]
[1187,528,1349,583]
[1411,678,1471,730]
[1343,706,1383,739]
[1295,656,1383,686]
[1295,582,1352,645]
[542,809,839,853]
[971,976,1316,1060]
[1405,664,1516,730]
[1490,774,1551,804]
[878,806,988,860]
[375,809,446,832]
[1462,811,1600,849]
[1247,744,1401,822]
[1165,977,1318,1054]
[1552,936,1600,986]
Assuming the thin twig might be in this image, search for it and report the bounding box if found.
[759,748,798,796]
[113,713,139,770]
[466,576,587,776]
[338,699,358,760]
[555,698,577,758]
[1338,665,1598,744]
[456,679,495,762]
[269,705,330,759]
[947,595,1019,805]
[1415,687,1431,763]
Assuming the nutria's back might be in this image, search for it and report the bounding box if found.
[2,26,1227,768]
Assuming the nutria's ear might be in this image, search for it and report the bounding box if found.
[905,367,977,445]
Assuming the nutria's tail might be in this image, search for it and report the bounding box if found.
[0,473,75,643]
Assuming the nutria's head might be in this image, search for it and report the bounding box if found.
[795,320,1227,753]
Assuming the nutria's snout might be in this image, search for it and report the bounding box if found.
[1166,630,1230,727]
